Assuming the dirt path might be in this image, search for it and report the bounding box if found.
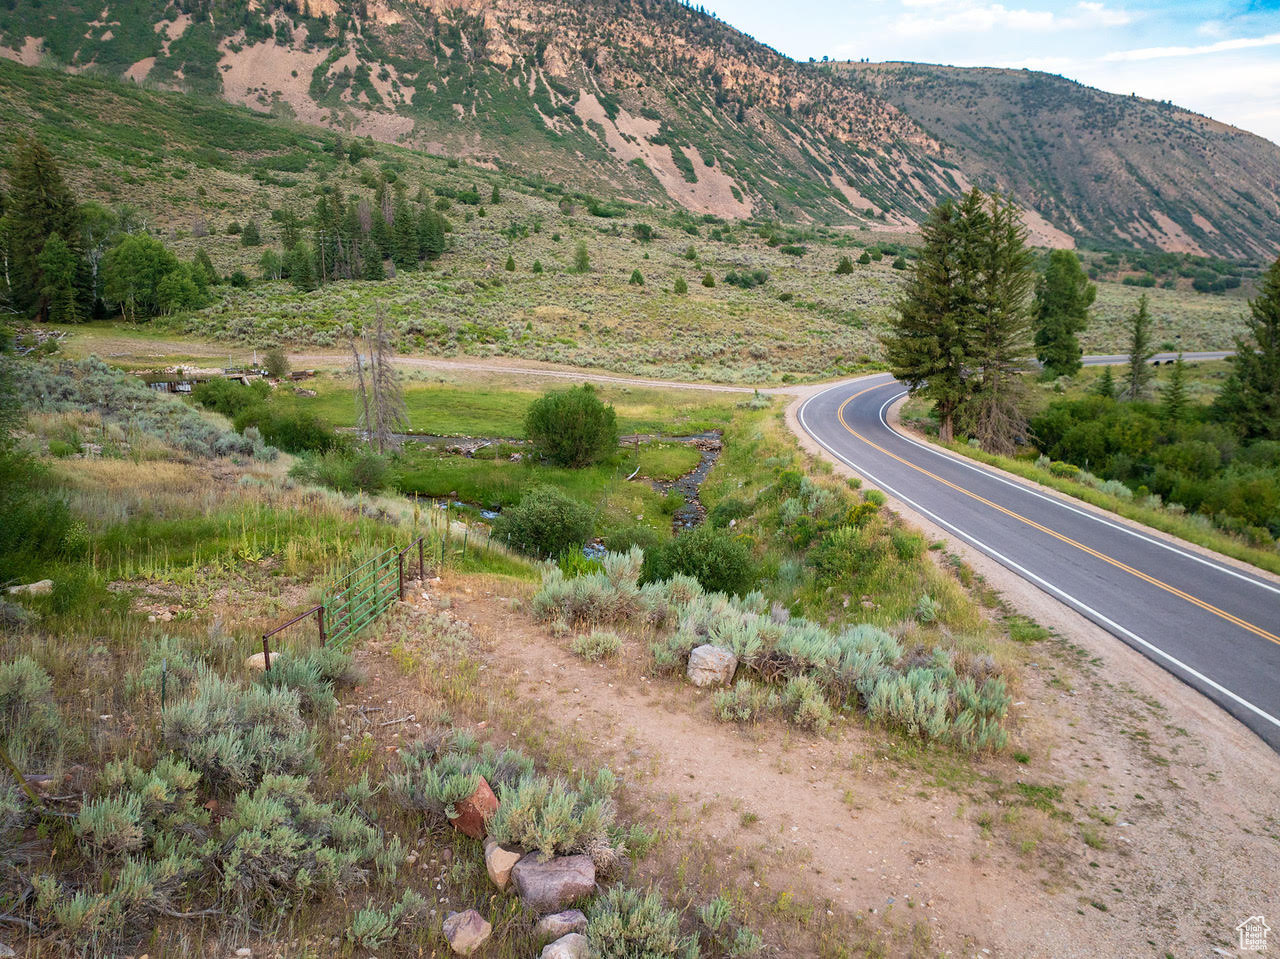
[289,352,763,394]
[392,577,1279,959]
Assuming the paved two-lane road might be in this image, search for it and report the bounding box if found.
[796,372,1280,752]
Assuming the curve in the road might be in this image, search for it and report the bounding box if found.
[796,374,1280,752]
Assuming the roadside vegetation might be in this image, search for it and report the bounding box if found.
[893,229,1280,565]
[0,347,801,956]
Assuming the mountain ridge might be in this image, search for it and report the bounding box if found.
[1,0,1278,257]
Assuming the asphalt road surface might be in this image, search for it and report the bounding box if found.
[796,370,1280,752]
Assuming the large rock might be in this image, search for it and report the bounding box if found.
[686,644,738,687]
[442,909,491,955]
[535,909,588,941]
[7,579,52,596]
[243,652,272,672]
[510,854,596,912]
[484,837,523,890]
[450,776,499,839]
[541,933,590,959]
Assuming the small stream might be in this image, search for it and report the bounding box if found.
[395,430,723,537]
[646,432,722,533]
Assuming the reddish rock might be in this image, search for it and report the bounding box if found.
[449,776,499,839]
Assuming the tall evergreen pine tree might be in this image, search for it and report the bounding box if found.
[1214,254,1280,441]
[1032,250,1095,377]
[7,137,82,319]
[884,189,1034,450]
[960,193,1035,454]
[1123,295,1156,400]
[884,194,976,444]
[1161,354,1188,422]
[1094,365,1116,399]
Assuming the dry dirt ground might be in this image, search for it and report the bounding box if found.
[348,563,1279,959]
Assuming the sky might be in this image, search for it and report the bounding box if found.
[704,0,1280,145]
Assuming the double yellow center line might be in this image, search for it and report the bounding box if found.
[836,387,1280,649]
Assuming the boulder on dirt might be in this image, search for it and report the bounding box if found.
[442,909,491,955]
[510,854,596,912]
[484,837,523,890]
[535,909,588,941]
[686,644,738,686]
[7,579,52,596]
[449,776,499,839]
[243,652,275,672]
[541,933,590,959]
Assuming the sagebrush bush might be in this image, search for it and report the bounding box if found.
[254,645,362,716]
[698,895,764,957]
[347,890,429,949]
[217,774,402,919]
[712,679,777,724]
[533,551,1011,750]
[161,669,315,792]
[487,768,623,868]
[17,357,276,461]
[572,630,622,661]
[0,655,62,769]
[588,885,697,959]
[494,485,594,559]
[389,732,534,823]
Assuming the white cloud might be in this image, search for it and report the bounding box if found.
[883,1,1130,39]
[1103,31,1280,61]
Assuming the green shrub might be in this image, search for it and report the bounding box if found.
[629,269,645,286]
[723,268,767,289]
[701,272,715,288]
[603,524,665,558]
[835,256,854,275]
[192,377,271,419]
[673,276,688,294]
[290,449,388,493]
[572,630,622,661]
[236,406,341,453]
[588,886,696,959]
[263,346,289,379]
[707,497,752,528]
[643,524,754,596]
[525,385,619,467]
[494,485,594,559]
[161,670,315,793]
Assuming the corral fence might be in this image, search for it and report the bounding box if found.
[260,534,429,670]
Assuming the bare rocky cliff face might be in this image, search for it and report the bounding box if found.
[2,0,1278,256]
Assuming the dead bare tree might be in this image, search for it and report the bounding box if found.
[351,306,407,453]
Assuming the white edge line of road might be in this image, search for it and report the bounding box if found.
[871,390,1280,598]
[797,383,1280,733]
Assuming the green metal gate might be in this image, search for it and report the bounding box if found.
[322,547,402,649]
